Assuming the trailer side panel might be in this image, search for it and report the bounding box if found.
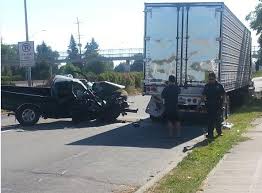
[221,5,252,92]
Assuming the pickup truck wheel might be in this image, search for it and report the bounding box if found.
[100,107,121,122]
[16,105,40,126]
[72,115,82,124]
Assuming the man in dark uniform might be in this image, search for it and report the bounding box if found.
[201,72,226,139]
[161,75,181,137]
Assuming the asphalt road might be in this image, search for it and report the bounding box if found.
[1,95,206,193]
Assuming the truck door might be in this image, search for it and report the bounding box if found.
[181,5,222,85]
[144,6,179,83]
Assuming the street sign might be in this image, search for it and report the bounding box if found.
[18,41,35,67]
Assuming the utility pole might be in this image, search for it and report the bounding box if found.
[76,17,82,58]
[24,0,32,86]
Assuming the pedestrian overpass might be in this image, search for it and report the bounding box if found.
[58,48,143,64]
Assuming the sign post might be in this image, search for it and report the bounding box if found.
[23,0,32,87]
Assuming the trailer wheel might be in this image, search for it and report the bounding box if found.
[16,105,40,126]
[222,96,230,121]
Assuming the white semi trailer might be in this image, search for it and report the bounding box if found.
[143,2,252,120]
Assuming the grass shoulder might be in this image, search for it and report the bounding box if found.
[147,99,262,193]
[253,70,262,78]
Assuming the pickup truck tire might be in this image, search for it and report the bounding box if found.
[100,106,121,122]
[16,105,40,126]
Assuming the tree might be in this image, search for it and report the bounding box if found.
[85,60,114,74]
[36,42,59,63]
[114,62,127,72]
[67,34,79,63]
[130,54,143,72]
[246,0,262,61]
[84,38,99,58]
[1,44,25,79]
[1,44,19,64]
[32,42,59,79]
[83,38,113,74]
[255,59,261,71]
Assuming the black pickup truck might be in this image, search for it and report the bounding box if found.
[1,75,137,126]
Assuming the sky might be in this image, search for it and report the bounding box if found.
[0,0,260,53]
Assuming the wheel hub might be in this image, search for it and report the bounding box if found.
[22,109,36,122]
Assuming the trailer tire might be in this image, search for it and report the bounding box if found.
[222,96,230,121]
[16,105,40,126]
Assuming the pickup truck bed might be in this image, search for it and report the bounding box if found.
[2,86,51,96]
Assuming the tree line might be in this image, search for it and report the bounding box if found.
[246,0,262,70]
[1,35,143,81]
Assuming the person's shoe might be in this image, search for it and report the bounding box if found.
[217,133,223,137]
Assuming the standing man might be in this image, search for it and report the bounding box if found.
[201,72,226,139]
[161,75,181,137]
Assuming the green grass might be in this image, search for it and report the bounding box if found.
[147,99,262,193]
[253,70,262,78]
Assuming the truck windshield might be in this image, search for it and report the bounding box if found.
[72,82,87,98]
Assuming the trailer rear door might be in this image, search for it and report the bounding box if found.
[144,3,222,90]
[144,6,179,83]
[185,5,221,85]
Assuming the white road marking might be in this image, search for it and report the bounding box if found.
[1,129,25,133]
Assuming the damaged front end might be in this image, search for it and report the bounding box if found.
[92,81,138,119]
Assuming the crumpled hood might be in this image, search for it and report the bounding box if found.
[92,81,125,98]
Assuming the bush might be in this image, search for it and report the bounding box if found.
[58,64,81,77]
[82,72,98,82]
[1,81,15,86]
[1,75,23,82]
[98,72,143,88]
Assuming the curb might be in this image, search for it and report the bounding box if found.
[135,134,206,193]
[195,153,229,193]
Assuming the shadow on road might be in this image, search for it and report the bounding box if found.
[2,115,207,149]
[67,118,206,149]
[1,118,129,131]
